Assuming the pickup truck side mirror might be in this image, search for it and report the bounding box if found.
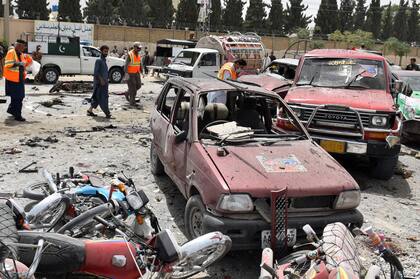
[175,130,188,144]
[394,80,404,93]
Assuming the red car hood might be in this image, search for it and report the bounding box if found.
[205,140,358,198]
[286,86,395,112]
[239,74,290,92]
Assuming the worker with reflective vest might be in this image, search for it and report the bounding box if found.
[209,59,247,104]
[3,39,32,122]
[124,42,142,106]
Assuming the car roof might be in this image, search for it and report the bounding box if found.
[179,48,218,53]
[304,49,385,61]
[393,70,420,77]
[271,58,299,66]
[168,77,280,98]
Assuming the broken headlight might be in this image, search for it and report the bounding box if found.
[217,194,254,213]
[334,190,361,210]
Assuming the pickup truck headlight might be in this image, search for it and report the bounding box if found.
[334,190,361,209]
[217,194,254,213]
[370,115,388,127]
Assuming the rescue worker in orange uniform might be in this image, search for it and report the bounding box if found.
[3,40,32,121]
[208,58,247,104]
[124,42,142,106]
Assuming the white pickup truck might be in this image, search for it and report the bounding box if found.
[40,45,125,84]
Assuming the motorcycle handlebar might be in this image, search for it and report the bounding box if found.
[93,215,115,230]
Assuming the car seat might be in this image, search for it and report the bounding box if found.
[199,103,229,134]
[176,102,190,131]
[235,97,265,130]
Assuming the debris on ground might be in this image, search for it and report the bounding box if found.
[18,162,38,173]
[40,97,65,108]
[64,125,118,137]
[3,147,22,154]
[20,136,59,147]
[394,162,414,179]
[49,81,93,94]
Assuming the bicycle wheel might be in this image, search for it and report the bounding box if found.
[167,232,232,279]
[22,181,51,201]
[0,203,18,262]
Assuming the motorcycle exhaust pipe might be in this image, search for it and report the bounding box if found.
[259,248,274,279]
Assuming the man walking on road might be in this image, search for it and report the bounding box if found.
[87,45,112,118]
[124,42,142,106]
[32,45,43,82]
[3,39,32,122]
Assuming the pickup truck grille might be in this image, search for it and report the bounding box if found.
[299,107,371,128]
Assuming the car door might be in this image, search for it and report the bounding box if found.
[195,53,219,78]
[81,46,100,75]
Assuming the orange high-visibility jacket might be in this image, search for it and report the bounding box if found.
[3,48,32,83]
[127,50,141,74]
[217,62,237,80]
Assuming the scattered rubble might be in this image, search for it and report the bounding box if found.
[49,81,93,94]
[40,98,65,108]
[20,136,59,147]
[3,147,22,154]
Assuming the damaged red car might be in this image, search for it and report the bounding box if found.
[150,77,363,250]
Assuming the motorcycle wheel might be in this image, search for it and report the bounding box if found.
[22,181,51,201]
[29,197,70,231]
[167,234,232,279]
[0,203,18,262]
[277,250,312,277]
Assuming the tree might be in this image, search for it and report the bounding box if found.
[407,0,419,42]
[339,0,355,31]
[393,0,409,41]
[314,0,339,37]
[0,2,14,17]
[222,0,244,31]
[353,0,366,30]
[244,0,267,32]
[385,37,410,64]
[268,0,284,35]
[210,0,222,31]
[175,0,198,29]
[381,2,393,40]
[146,0,175,28]
[284,0,311,32]
[84,0,120,25]
[58,0,83,22]
[119,0,149,26]
[365,0,381,38]
[16,0,50,20]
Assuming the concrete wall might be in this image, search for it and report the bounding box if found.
[1,18,419,66]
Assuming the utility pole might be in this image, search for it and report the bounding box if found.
[3,0,10,44]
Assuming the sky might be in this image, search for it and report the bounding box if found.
[48,0,402,23]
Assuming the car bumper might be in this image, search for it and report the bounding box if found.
[312,136,401,158]
[202,209,363,250]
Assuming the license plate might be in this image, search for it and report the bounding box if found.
[261,229,297,249]
[320,140,346,154]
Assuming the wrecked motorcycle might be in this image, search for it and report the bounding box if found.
[17,190,232,279]
[260,222,413,279]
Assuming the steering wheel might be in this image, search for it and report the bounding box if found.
[199,120,230,139]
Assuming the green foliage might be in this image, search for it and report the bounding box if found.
[314,0,339,37]
[58,0,83,22]
[353,0,366,30]
[296,28,310,39]
[244,0,267,31]
[407,0,419,42]
[381,2,393,40]
[284,0,311,32]
[268,0,284,34]
[84,0,120,24]
[330,30,345,41]
[210,0,222,30]
[222,0,244,31]
[16,0,50,20]
[365,0,381,38]
[119,0,149,26]
[146,0,175,28]
[345,29,375,47]
[311,40,325,49]
[393,0,409,41]
[339,0,355,31]
[385,37,411,64]
[175,0,198,29]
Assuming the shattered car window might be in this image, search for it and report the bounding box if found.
[297,58,386,90]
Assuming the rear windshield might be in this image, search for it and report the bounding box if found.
[297,58,386,90]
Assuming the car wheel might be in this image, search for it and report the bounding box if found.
[150,144,164,175]
[185,195,206,240]
[42,67,59,84]
[369,156,398,180]
[109,67,124,83]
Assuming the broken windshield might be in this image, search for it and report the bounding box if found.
[297,58,386,90]
[197,90,306,145]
